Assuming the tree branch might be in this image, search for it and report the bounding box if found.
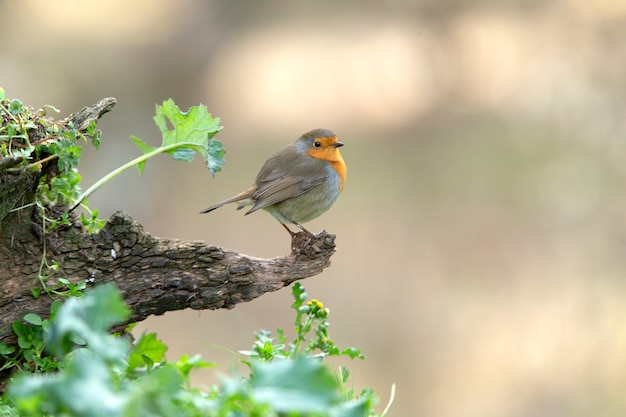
[68,97,116,131]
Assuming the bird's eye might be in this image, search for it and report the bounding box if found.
[313,141,321,148]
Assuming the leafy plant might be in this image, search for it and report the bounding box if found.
[241,282,365,362]
[0,301,63,375]
[2,283,390,417]
[1,90,225,299]
[236,283,375,416]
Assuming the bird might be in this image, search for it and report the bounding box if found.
[200,128,346,236]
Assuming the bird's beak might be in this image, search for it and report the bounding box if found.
[333,142,344,148]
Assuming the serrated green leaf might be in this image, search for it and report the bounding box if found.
[340,347,365,359]
[207,138,225,177]
[155,99,216,157]
[153,98,224,172]
[47,137,82,173]
[250,356,340,413]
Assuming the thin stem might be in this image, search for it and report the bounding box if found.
[291,307,304,358]
[6,154,59,173]
[35,202,51,297]
[0,102,19,124]
[9,202,35,213]
[381,383,396,417]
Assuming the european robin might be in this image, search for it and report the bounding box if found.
[200,128,346,236]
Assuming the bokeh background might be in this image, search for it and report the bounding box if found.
[3,1,626,415]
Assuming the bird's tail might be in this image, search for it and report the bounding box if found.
[199,188,255,214]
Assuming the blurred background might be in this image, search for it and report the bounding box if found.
[2,0,626,415]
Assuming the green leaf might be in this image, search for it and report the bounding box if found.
[12,322,36,349]
[154,99,210,157]
[291,282,307,309]
[250,356,340,413]
[153,98,224,173]
[329,396,372,417]
[175,354,215,379]
[124,365,185,417]
[128,332,168,371]
[0,342,15,355]
[130,134,156,154]
[129,135,155,175]
[46,137,82,173]
[0,87,5,101]
[207,138,225,177]
[340,347,365,359]
[9,348,125,417]
[8,99,24,115]
[49,299,63,318]
[23,313,43,326]
[45,283,130,361]
[172,146,197,162]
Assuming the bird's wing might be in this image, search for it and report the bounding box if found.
[246,170,327,214]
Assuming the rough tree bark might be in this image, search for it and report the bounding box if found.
[0,98,337,350]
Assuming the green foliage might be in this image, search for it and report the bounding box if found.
[2,283,388,417]
[0,301,63,374]
[74,99,224,208]
[0,103,100,230]
[127,332,168,371]
[151,98,223,171]
[0,93,102,208]
[1,90,224,299]
[250,356,341,412]
[241,282,365,362]
[0,91,104,299]
[44,284,130,361]
[237,283,374,416]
